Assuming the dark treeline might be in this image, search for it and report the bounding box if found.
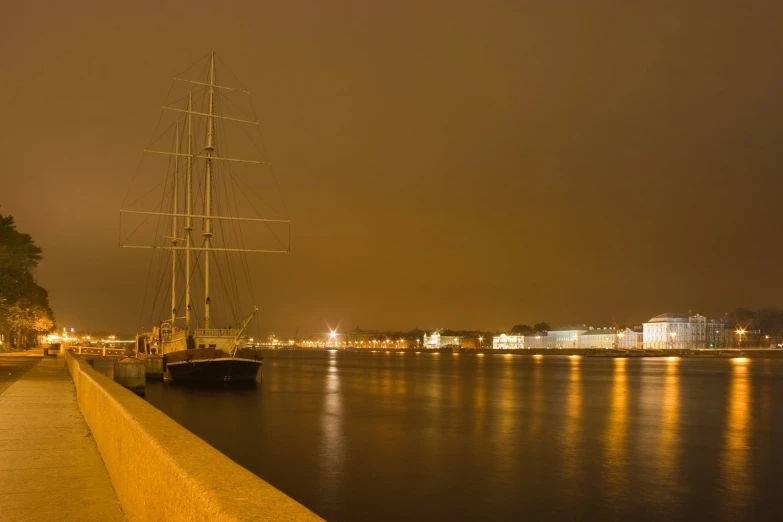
[0,214,55,349]
[509,323,551,335]
[726,308,783,345]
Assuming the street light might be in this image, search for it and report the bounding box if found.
[669,331,676,350]
[479,336,483,349]
[736,328,746,348]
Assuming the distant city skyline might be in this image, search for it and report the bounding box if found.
[53,307,775,343]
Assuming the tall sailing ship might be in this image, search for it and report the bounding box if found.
[119,52,290,384]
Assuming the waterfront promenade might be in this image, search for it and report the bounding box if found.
[0,355,125,521]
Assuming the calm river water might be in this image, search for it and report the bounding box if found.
[130,351,782,521]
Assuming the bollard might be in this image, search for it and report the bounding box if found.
[114,358,145,395]
[144,356,164,380]
[78,346,82,355]
[102,347,107,357]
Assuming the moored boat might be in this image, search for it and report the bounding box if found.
[165,347,263,384]
[122,52,290,384]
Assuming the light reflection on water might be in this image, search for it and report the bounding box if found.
[604,358,627,503]
[473,355,486,435]
[723,358,750,517]
[529,356,543,437]
[658,357,680,488]
[561,356,582,484]
[319,355,343,498]
[94,352,783,522]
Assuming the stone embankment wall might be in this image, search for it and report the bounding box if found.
[65,352,322,522]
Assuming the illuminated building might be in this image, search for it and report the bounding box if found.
[518,326,637,349]
[525,335,547,349]
[423,330,461,349]
[519,326,586,348]
[578,328,617,348]
[492,334,525,349]
[643,314,691,349]
[617,328,643,349]
[545,326,588,348]
[643,313,729,349]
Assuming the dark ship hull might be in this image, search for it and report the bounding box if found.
[163,348,263,385]
[165,358,262,384]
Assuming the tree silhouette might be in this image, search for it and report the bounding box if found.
[510,324,533,335]
[533,322,550,333]
[0,215,55,349]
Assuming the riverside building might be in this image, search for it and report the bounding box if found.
[618,328,643,349]
[524,335,548,349]
[578,328,618,348]
[516,326,638,349]
[545,326,588,348]
[492,334,525,349]
[423,330,462,349]
[642,313,729,349]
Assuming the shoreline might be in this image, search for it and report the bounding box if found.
[257,346,783,358]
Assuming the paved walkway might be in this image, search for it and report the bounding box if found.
[0,348,47,358]
[0,357,39,395]
[0,357,126,521]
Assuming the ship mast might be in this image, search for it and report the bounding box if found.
[121,52,293,336]
[184,92,193,332]
[170,121,180,326]
[203,52,216,329]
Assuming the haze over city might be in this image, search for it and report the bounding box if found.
[3,1,783,336]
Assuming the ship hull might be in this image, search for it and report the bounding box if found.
[165,357,262,385]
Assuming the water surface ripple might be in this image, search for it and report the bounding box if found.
[139,351,783,521]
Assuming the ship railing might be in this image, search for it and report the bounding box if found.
[195,328,244,338]
[161,330,187,342]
